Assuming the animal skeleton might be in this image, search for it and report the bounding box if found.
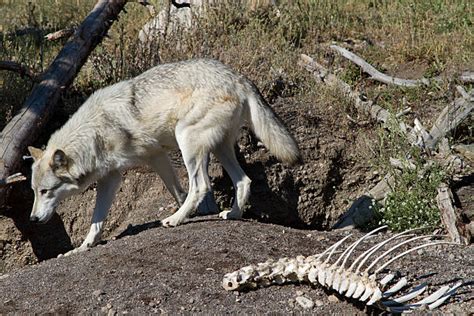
[222,227,462,312]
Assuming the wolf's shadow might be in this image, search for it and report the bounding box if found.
[5,180,73,260]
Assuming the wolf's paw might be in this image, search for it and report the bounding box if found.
[162,214,184,227]
[58,246,90,258]
[219,210,242,220]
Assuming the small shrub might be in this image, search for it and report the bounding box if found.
[378,164,446,231]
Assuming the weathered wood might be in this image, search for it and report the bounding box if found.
[330,45,429,87]
[0,61,38,81]
[0,0,128,206]
[436,183,470,244]
[299,54,410,135]
[425,87,473,150]
[44,28,76,41]
[0,173,27,187]
[330,45,474,87]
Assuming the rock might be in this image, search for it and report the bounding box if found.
[295,296,314,309]
[93,289,105,297]
[328,294,340,303]
[315,299,324,307]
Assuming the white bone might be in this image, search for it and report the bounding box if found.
[317,263,328,285]
[353,279,367,299]
[345,275,360,297]
[383,277,408,297]
[336,226,388,270]
[332,270,343,291]
[367,288,383,305]
[365,235,430,273]
[323,234,353,264]
[375,241,453,274]
[387,306,414,313]
[338,273,350,294]
[360,285,375,301]
[380,273,395,286]
[392,283,427,303]
[308,266,318,283]
[415,285,451,304]
[428,281,462,310]
[354,228,420,273]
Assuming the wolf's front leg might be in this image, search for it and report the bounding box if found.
[60,170,122,257]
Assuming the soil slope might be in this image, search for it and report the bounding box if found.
[0,219,472,314]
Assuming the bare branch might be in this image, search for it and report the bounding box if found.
[0,173,27,187]
[459,71,474,83]
[0,0,128,206]
[436,183,470,245]
[330,45,429,87]
[425,88,473,150]
[44,27,76,41]
[0,61,39,82]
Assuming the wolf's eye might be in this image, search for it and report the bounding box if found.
[40,189,48,195]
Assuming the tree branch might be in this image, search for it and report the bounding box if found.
[0,0,129,206]
[0,61,39,82]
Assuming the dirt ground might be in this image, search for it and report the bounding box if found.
[0,219,472,314]
[0,92,380,271]
[0,59,472,314]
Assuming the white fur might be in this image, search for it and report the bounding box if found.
[29,59,300,256]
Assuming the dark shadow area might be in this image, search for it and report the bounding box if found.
[5,178,73,260]
[212,144,306,229]
[115,220,162,239]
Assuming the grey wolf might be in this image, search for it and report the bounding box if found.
[28,58,300,256]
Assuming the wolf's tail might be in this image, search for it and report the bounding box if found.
[247,85,301,165]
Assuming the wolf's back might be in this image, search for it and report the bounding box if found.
[246,84,301,165]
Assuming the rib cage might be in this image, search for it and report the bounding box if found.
[222,227,463,312]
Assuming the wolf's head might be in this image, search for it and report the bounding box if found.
[28,146,80,224]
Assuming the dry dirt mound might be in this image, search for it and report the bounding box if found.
[0,219,472,314]
[0,95,376,272]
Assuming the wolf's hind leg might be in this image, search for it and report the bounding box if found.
[162,130,212,227]
[212,142,251,220]
[61,170,122,257]
[195,153,220,215]
[147,152,219,214]
[146,152,187,205]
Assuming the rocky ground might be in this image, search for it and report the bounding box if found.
[0,219,473,314]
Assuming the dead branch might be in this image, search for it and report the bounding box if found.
[436,183,470,244]
[330,45,429,87]
[0,61,39,81]
[459,71,474,83]
[330,45,474,87]
[299,54,410,134]
[0,0,128,206]
[0,173,27,187]
[425,87,474,150]
[44,27,76,41]
[301,53,471,236]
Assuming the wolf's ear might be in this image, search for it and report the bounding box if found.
[50,149,69,172]
[28,146,44,161]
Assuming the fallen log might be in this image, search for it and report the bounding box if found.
[436,183,471,245]
[330,45,428,87]
[300,53,471,237]
[0,0,128,206]
[330,45,474,86]
[425,86,473,150]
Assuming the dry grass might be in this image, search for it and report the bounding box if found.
[0,0,472,229]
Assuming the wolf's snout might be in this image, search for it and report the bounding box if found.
[30,215,40,223]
